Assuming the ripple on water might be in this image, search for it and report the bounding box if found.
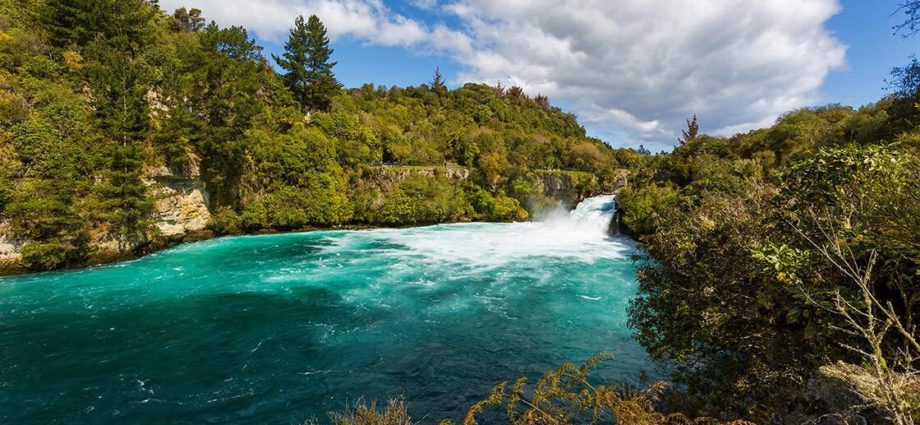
[0,196,654,424]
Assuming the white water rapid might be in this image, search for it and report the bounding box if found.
[0,194,652,425]
[324,194,628,269]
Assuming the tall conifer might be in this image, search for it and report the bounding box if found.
[679,114,699,145]
[274,15,341,112]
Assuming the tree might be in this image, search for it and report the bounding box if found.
[274,15,341,112]
[760,146,920,424]
[679,114,699,145]
[41,0,154,49]
[888,56,920,97]
[787,222,920,425]
[507,85,525,99]
[85,41,152,235]
[193,23,271,205]
[430,67,446,93]
[895,0,920,37]
[171,7,205,32]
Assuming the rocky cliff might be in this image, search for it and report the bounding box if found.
[1,164,614,274]
[0,221,22,267]
[536,169,628,206]
[0,160,213,274]
[145,163,212,239]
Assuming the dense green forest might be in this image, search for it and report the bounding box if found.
[616,54,920,425]
[0,0,624,272]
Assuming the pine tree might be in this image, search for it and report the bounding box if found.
[86,44,151,234]
[172,7,205,32]
[274,15,341,112]
[42,0,154,49]
[430,67,446,94]
[679,114,698,145]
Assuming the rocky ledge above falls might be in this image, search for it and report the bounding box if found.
[0,164,624,275]
[536,169,628,206]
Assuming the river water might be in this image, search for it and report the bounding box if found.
[0,195,653,424]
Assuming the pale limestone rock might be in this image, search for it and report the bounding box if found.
[152,183,210,237]
[92,230,146,255]
[144,158,211,239]
[0,222,22,262]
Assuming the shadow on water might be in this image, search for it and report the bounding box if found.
[0,197,655,424]
[0,286,652,424]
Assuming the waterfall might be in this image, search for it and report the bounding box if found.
[567,195,616,228]
[354,194,626,267]
[549,194,618,237]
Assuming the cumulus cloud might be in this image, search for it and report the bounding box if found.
[158,0,846,150]
[158,0,431,45]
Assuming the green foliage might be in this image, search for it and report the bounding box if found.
[275,15,340,112]
[378,174,472,225]
[628,183,815,420]
[6,179,88,270]
[313,111,382,165]
[0,1,617,271]
[615,184,677,235]
[466,185,528,222]
[208,206,242,234]
[243,125,351,229]
[768,145,919,349]
[620,94,920,421]
[41,0,155,49]
[171,7,205,33]
[0,91,27,124]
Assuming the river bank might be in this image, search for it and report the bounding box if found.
[1,165,625,276]
[0,196,651,424]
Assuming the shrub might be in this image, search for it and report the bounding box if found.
[304,399,413,425]
[616,184,678,235]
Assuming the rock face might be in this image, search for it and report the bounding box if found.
[537,171,599,206]
[145,163,211,238]
[354,165,471,211]
[85,161,212,262]
[0,222,22,264]
[537,169,628,207]
[153,184,210,237]
[0,159,214,274]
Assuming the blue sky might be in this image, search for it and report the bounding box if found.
[161,0,919,150]
[823,0,918,107]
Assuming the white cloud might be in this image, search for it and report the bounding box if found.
[158,0,847,150]
[158,0,431,45]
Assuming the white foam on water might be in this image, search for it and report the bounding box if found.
[328,195,631,269]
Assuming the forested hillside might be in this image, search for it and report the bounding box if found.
[0,0,625,273]
[5,0,918,421]
[617,71,920,421]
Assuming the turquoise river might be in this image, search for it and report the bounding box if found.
[0,195,654,424]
